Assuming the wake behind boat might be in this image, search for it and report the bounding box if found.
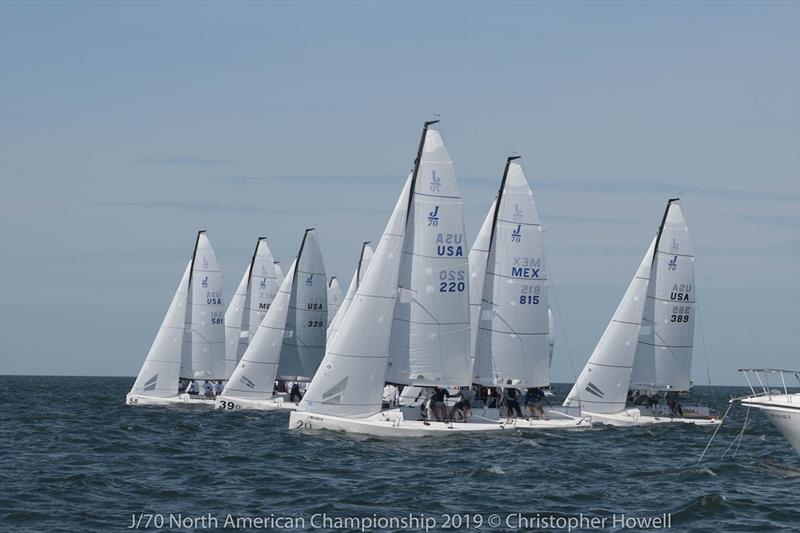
[563,199,719,426]
[126,231,226,406]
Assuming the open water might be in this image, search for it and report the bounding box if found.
[0,376,798,532]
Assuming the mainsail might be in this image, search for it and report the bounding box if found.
[327,277,343,322]
[275,229,328,381]
[224,238,279,377]
[274,261,285,285]
[631,199,695,391]
[129,262,191,398]
[472,157,550,388]
[386,125,471,386]
[180,231,226,380]
[327,242,374,345]
[563,237,657,414]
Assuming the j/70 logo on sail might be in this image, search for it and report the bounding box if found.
[511,224,522,242]
[201,276,209,288]
[667,256,678,271]
[427,206,440,226]
[305,274,313,286]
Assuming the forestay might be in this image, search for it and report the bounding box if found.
[473,158,550,388]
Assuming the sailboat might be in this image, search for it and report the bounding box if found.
[327,242,374,345]
[327,277,343,322]
[127,230,226,406]
[468,156,589,429]
[290,121,512,435]
[563,199,719,426]
[223,237,280,378]
[216,228,327,410]
[733,369,800,455]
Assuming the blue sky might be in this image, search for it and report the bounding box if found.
[1,1,798,384]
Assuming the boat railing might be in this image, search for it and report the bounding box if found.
[738,368,800,403]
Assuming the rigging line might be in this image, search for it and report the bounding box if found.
[732,405,750,458]
[542,254,577,381]
[698,401,733,463]
[722,405,751,459]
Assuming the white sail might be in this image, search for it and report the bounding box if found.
[387,127,471,386]
[468,198,496,375]
[224,264,249,378]
[327,242,374,345]
[180,231,226,380]
[220,259,297,401]
[276,229,328,381]
[327,277,343,322]
[129,262,191,398]
[631,200,695,391]
[563,237,657,414]
[223,238,279,379]
[473,158,550,388]
[241,238,279,352]
[274,261,284,285]
[300,173,412,417]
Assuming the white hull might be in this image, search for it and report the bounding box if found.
[585,408,720,427]
[398,406,591,430]
[125,393,216,407]
[215,395,298,412]
[289,409,515,437]
[741,396,800,455]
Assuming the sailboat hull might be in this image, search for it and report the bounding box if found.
[584,409,720,427]
[214,395,298,411]
[397,406,591,430]
[124,393,216,407]
[289,409,516,437]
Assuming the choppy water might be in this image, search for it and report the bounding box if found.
[1,376,798,532]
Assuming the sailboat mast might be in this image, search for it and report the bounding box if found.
[405,120,439,220]
[246,237,267,291]
[651,198,680,267]
[357,241,370,282]
[187,229,206,291]
[487,156,521,252]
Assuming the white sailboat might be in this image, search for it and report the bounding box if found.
[216,228,327,410]
[290,121,515,435]
[223,237,280,378]
[327,277,343,323]
[127,230,226,406]
[563,199,719,426]
[468,157,589,429]
[326,242,374,345]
